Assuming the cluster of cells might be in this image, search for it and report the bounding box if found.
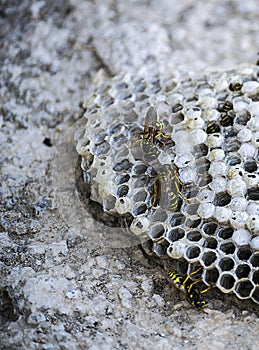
[76,65,259,304]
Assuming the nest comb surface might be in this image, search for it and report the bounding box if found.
[76,66,259,304]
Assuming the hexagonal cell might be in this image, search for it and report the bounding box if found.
[132,202,148,216]
[218,257,235,271]
[202,222,218,236]
[226,154,242,166]
[132,163,148,175]
[217,227,234,239]
[243,160,257,173]
[133,190,147,202]
[237,246,253,261]
[203,237,218,249]
[185,245,201,261]
[235,264,251,279]
[185,217,201,228]
[148,208,168,222]
[204,267,220,284]
[116,185,129,197]
[169,212,185,227]
[247,187,259,200]
[219,241,236,255]
[167,228,186,242]
[148,223,165,241]
[202,250,217,267]
[213,192,231,206]
[152,239,170,257]
[184,203,200,215]
[187,230,202,242]
[250,253,259,267]
[218,273,236,292]
[115,173,130,185]
[251,287,259,304]
[235,280,254,298]
[194,143,208,157]
[252,270,259,284]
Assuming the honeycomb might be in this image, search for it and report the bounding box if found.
[76,66,259,304]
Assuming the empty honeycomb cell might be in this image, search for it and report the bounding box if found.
[93,140,111,156]
[219,273,236,292]
[203,237,218,249]
[235,264,251,279]
[167,228,185,242]
[235,280,254,298]
[132,163,148,175]
[169,213,185,227]
[185,217,202,229]
[115,173,130,185]
[187,230,202,242]
[202,222,218,236]
[152,239,170,257]
[243,160,257,173]
[219,241,236,255]
[193,143,208,157]
[149,223,165,241]
[113,159,132,172]
[251,287,259,304]
[103,196,116,212]
[250,253,259,267]
[132,202,148,216]
[246,187,259,200]
[214,192,232,206]
[237,246,253,261]
[184,203,200,215]
[169,111,185,125]
[225,141,240,152]
[148,208,168,222]
[133,190,147,202]
[252,270,259,284]
[204,267,219,284]
[202,250,217,267]
[198,173,213,187]
[185,245,201,261]
[226,155,242,166]
[219,257,235,271]
[116,185,129,197]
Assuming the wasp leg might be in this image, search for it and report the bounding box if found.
[182,267,203,288]
[200,286,213,294]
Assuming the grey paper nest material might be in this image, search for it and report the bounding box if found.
[76,65,259,304]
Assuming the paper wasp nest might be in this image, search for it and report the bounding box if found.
[76,66,259,304]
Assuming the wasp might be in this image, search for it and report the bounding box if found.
[229,82,243,92]
[167,267,212,313]
[206,122,220,134]
[218,101,234,127]
[151,164,189,211]
[139,107,174,149]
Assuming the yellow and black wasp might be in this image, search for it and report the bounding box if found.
[139,106,174,149]
[157,164,189,211]
[218,100,234,127]
[229,82,243,92]
[137,107,188,211]
[168,267,212,313]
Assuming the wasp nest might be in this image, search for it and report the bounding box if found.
[76,66,259,304]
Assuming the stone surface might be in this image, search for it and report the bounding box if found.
[0,0,258,349]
